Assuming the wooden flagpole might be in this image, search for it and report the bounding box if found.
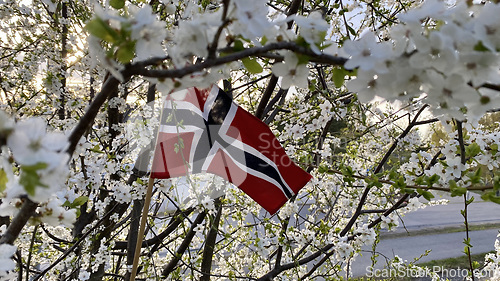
[130,84,166,281]
[129,175,155,281]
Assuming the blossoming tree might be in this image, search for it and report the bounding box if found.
[0,0,499,280]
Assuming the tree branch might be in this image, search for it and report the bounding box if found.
[0,199,38,245]
[255,75,279,119]
[67,75,121,156]
[200,198,223,281]
[133,42,347,79]
[161,211,207,277]
[32,204,120,281]
[339,105,429,237]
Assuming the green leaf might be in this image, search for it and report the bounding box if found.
[85,18,119,43]
[417,188,434,201]
[365,176,382,188]
[494,175,500,191]
[482,192,500,204]
[488,194,500,204]
[467,167,482,185]
[242,57,263,74]
[449,180,467,197]
[388,170,398,180]
[473,41,489,52]
[347,25,356,36]
[425,174,440,187]
[260,36,268,46]
[465,142,481,158]
[0,169,7,192]
[455,187,468,197]
[463,246,470,255]
[22,162,48,172]
[318,165,329,174]
[62,200,72,208]
[340,164,355,185]
[392,176,407,190]
[73,196,89,207]
[116,41,136,64]
[233,40,245,52]
[110,0,125,9]
[466,196,475,205]
[463,237,472,248]
[90,145,104,154]
[491,143,498,155]
[178,137,184,149]
[19,163,48,196]
[332,68,346,88]
[295,54,310,65]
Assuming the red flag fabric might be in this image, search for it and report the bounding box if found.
[150,85,312,214]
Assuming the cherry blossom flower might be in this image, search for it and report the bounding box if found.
[409,32,458,73]
[473,2,500,51]
[454,52,500,87]
[380,214,399,230]
[39,198,77,226]
[293,11,330,54]
[423,72,478,118]
[445,156,465,179]
[0,244,16,272]
[346,70,391,103]
[272,52,309,89]
[406,197,423,211]
[78,271,90,281]
[230,0,270,43]
[467,88,500,117]
[319,100,333,114]
[0,111,13,137]
[289,124,305,139]
[172,19,210,60]
[88,36,125,82]
[306,119,322,131]
[130,5,166,60]
[335,241,354,260]
[397,0,448,23]
[194,223,204,233]
[7,118,68,168]
[342,31,393,72]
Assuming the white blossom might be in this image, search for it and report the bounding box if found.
[0,244,16,272]
[272,52,309,89]
[342,31,392,72]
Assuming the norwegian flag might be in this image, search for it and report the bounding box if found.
[150,85,312,214]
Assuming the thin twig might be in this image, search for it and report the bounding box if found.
[32,204,120,281]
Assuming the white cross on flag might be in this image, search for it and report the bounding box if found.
[150,85,311,214]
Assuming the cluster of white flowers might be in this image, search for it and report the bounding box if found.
[399,121,499,197]
[88,4,167,81]
[0,112,69,203]
[354,224,377,246]
[483,233,500,281]
[0,243,17,280]
[88,0,336,93]
[0,111,75,277]
[335,238,355,260]
[380,213,399,230]
[272,52,310,90]
[343,0,500,120]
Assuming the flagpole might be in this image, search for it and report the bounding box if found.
[130,84,165,281]
[130,175,155,281]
